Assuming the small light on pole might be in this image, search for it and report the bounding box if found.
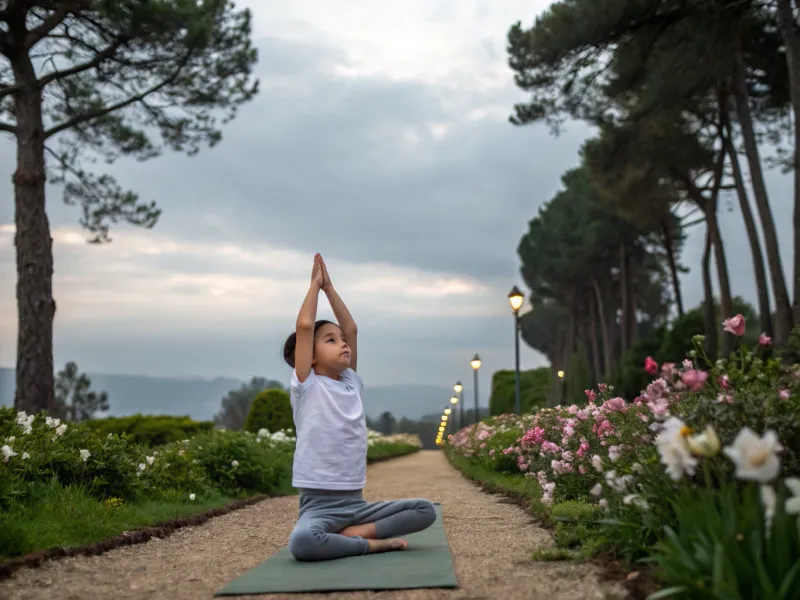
[508,286,525,415]
[453,381,463,430]
[557,369,566,404]
[470,353,481,425]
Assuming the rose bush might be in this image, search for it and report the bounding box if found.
[446,316,800,596]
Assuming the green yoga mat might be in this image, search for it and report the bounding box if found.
[216,503,457,595]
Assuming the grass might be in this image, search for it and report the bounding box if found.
[366,443,420,463]
[0,478,294,562]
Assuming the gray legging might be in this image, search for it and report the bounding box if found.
[288,489,436,561]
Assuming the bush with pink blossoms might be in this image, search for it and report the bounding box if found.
[446,315,800,567]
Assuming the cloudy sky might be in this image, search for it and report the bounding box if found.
[0,0,795,401]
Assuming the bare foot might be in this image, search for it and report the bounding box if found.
[367,538,408,554]
[339,522,377,539]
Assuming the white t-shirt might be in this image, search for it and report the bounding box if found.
[290,367,367,490]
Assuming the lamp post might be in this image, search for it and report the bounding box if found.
[557,369,565,405]
[470,354,481,424]
[453,382,463,429]
[508,286,525,415]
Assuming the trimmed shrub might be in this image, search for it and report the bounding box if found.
[245,389,294,434]
[86,414,214,447]
[489,368,550,415]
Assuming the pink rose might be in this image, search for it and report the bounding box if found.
[723,314,746,337]
[644,356,658,376]
[681,369,709,392]
[759,333,772,346]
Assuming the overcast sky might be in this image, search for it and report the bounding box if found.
[0,0,795,400]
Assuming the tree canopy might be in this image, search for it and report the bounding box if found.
[508,0,799,384]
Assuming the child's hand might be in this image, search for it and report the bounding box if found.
[311,254,325,289]
[320,256,333,292]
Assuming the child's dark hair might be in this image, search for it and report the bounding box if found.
[283,319,335,368]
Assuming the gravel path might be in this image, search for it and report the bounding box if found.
[0,451,623,600]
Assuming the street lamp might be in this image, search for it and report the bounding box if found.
[470,353,481,424]
[508,286,525,415]
[454,381,463,430]
[557,369,565,404]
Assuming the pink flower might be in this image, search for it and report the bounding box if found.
[488,449,495,456]
[716,394,733,404]
[723,314,746,337]
[479,442,486,449]
[661,362,676,378]
[779,389,791,400]
[585,389,597,402]
[598,383,608,392]
[603,397,627,412]
[719,375,730,390]
[644,356,658,376]
[759,333,772,346]
[576,442,590,457]
[681,369,708,392]
[561,450,573,462]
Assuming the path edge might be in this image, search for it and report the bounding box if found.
[0,494,274,581]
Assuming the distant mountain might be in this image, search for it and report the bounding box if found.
[0,368,453,421]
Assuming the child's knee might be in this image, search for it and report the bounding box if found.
[417,499,436,527]
[288,527,320,561]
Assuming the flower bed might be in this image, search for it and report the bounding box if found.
[446,319,800,598]
[0,410,421,564]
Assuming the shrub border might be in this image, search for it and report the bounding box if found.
[445,449,660,600]
[0,445,421,581]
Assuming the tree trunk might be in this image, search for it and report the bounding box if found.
[733,48,794,344]
[701,224,719,360]
[591,277,612,376]
[660,218,684,318]
[588,295,602,381]
[707,197,735,356]
[775,0,800,325]
[619,243,630,357]
[723,120,773,337]
[11,50,56,415]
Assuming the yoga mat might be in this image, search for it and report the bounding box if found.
[216,503,457,595]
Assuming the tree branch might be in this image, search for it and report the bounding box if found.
[0,121,18,134]
[25,4,83,49]
[44,51,191,139]
[37,36,129,88]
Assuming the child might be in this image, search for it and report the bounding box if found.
[283,253,436,561]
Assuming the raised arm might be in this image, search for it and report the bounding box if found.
[295,255,325,382]
[321,258,358,371]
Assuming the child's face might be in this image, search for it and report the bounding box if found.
[313,323,351,371]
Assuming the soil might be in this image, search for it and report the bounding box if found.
[0,451,626,600]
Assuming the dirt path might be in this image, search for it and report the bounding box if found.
[0,451,622,600]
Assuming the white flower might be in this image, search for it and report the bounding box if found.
[5,436,15,443]
[1,445,18,462]
[145,455,155,465]
[723,427,783,483]
[623,494,649,509]
[632,463,645,475]
[107,433,114,439]
[687,425,721,457]
[17,411,34,435]
[15,411,28,424]
[608,446,621,462]
[785,478,800,515]
[138,463,147,471]
[590,483,603,497]
[79,449,91,462]
[257,428,269,437]
[654,417,697,481]
[55,423,67,436]
[599,498,609,509]
[231,460,239,467]
[45,417,61,428]
[21,452,30,460]
[189,493,196,501]
[761,485,777,531]
[591,455,604,472]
